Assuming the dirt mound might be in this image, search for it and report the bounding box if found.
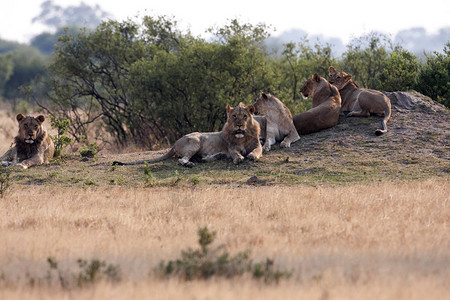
[384,91,448,113]
[284,91,449,180]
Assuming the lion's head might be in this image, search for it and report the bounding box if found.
[300,73,331,98]
[15,114,47,145]
[328,66,354,90]
[254,92,292,118]
[225,103,259,139]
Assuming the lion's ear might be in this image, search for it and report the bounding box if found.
[262,92,268,100]
[16,114,26,122]
[247,104,255,115]
[226,104,232,114]
[36,115,45,124]
[329,66,336,72]
[344,74,352,81]
[313,73,321,82]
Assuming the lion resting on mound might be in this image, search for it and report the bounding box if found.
[328,66,391,135]
[113,103,262,167]
[1,114,54,169]
[294,74,341,135]
[253,92,300,152]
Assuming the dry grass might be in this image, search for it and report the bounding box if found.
[0,180,449,299]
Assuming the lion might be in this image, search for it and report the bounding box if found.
[1,114,55,169]
[113,103,262,167]
[294,73,341,134]
[253,92,300,151]
[328,66,391,135]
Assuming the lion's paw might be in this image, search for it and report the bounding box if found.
[247,153,259,161]
[16,163,28,169]
[1,161,11,167]
[262,144,271,152]
[233,156,244,165]
[280,141,291,148]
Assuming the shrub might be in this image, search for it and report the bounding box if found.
[0,165,11,198]
[157,226,290,283]
[49,116,72,157]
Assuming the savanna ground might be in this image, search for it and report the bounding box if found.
[0,92,449,299]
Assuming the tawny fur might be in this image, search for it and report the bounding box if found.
[113,103,262,167]
[1,114,54,169]
[253,92,300,151]
[294,74,342,135]
[328,66,391,135]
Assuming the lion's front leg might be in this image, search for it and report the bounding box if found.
[1,147,17,167]
[247,142,263,161]
[280,129,300,148]
[229,149,245,165]
[17,153,45,169]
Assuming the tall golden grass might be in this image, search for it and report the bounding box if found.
[0,180,448,299]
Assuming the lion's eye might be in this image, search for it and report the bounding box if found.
[233,115,237,119]
[243,115,247,119]
[34,125,38,129]
[24,124,28,128]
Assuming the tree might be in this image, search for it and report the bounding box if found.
[341,32,390,89]
[276,38,336,114]
[377,48,419,91]
[416,42,450,107]
[3,47,48,99]
[41,17,275,148]
[0,55,13,95]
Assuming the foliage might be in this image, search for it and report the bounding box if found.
[340,32,391,89]
[46,257,121,288]
[415,42,450,107]
[79,142,99,160]
[76,259,121,286]
[377,48,419,91]
[143,162,156,185]
[0,165,11,198]
[42,17,274,147]
[31,27,81,55]
[49,116,73,157]
[276,39,336,114]
[1,47,48,100]
[157,226,290,283]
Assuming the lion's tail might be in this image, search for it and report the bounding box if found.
[112,147,176,166]
[375,105,391,136]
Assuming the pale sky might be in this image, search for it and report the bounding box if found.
[1,0,449,44]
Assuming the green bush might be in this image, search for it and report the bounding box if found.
[416,42,450,107]
[0,165,11,198]
[157,226,290,283]
[49,116,72,157]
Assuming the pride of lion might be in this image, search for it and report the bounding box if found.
[1,67,393,169]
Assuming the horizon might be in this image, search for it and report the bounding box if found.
[1,0,449,45]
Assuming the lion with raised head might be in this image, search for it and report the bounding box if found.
[328,66,391,135]
[294,74,341,135]
[253,92,300,151]
[1,114,55,169]
[113,103,262,167]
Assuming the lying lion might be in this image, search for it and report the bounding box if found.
[328,66,391,135]
[253,92,300,152]
[113,103,262,167]
[294,74,342,134]
[1,114,55,169]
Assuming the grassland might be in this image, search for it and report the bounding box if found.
[0,94,449,299]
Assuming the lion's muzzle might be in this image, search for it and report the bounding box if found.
[234,129,245,138]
